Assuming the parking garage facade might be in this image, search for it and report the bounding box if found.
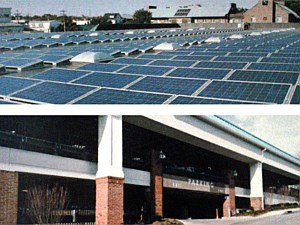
[0,116,299,224]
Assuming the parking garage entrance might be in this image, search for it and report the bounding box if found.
[164,188,225,219]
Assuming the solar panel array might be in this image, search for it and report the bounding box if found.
[0,27,299,104]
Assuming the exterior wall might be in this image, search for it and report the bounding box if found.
[0,170,18,225]
[95,177,124,225]
[275,6,289,23]
[0,8,11,23]
[244,0,274,23]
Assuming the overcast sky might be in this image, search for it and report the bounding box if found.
[222,116,300,159]
[2,0,258,16]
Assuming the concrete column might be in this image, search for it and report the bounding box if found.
[223,171,236,217]
[150,149,163,222]
[95,116,124,225]
[0,170,18,225]
[250,162,264,211]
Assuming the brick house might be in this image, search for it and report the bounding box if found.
[148,4,238,24]
[244,0,300,23]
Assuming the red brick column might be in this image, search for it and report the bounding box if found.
[150,150,163,222]
[223,171,236,217]
[250,197,263,211]
[95,176,124,225]
[0,170,18,225]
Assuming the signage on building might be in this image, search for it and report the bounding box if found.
[163,174,227,194]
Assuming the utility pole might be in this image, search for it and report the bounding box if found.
[60,10,67,32]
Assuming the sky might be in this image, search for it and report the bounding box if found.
[2,0,258,16]
[222,116,300,159]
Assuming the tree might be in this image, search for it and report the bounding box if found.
[286,2,300,16]
[133,9,152,24]
[27,184,69,224]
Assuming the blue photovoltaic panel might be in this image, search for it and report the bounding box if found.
[198,80,290,104]
[261,57,300,64]
[73,72,141,88]
[77,63,125,72]
[138,54,174,60]
[170,96,255,104]
[229,70,299,85]
[0,77,39,95]
[111,57,153,65]
[291,86,300,104]
[0,100,17,104]
[248,63,300,72]
[118,65,172,76]
[74,88,171,104]
[271,53,300,58]
[33,69,89,82]
[128,76,207,95]
[167,68,230,79]
[228,52,269,57]
[214,56,260,63]
[172,55,214,61]
[149,59,197,67]
[2,59,42,68]
[194,61,247,70]
[40,55,72,64]
[190,51,227,56]
[12,82,95,104]
[157,51,192,56]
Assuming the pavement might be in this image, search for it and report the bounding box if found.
[180,208,300,225]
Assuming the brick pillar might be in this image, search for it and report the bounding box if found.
[223,171,236,217]
[150,150,163,222]
[95,177,124,225]
[96,116,124,225]
[250,197,263,211]
[0,170,18,225]
[250,162,264,211]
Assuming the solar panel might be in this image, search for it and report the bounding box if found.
[214,56,260,63]
[33,69,89,82]
[0,77,39,95]
[74,88,171,104]
[248,63,300,72]
[77,63,125,72]
[228,52,269,57]
[118,65,172,76]
[11,82,95,104]
[149,59,197,67]
[291,86,300,104]
[40,55,72,65]
[73,72,141,88]
[198,80,290,104]
[111,57,153,65]
[172,55,214,61]
[0,100,17,104]
[167,67,230,79]
[229,70,299,85]
[128,76,207,95]
[170,96,256,104]
[3,59,43,70]
[261,57,300,64]
[138,54,175,60]
[194,61,247,70]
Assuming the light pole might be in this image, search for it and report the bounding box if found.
[60,10,67,32]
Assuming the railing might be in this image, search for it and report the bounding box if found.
[0,130,97,162]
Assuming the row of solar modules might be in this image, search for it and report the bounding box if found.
[0,29,299,104]
[0,30,298,72]
[0,58,298,105]
[0,27,241,42]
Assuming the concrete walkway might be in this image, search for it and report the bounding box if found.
[180,208,300,225]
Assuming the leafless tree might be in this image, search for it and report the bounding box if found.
[27,184,69,224]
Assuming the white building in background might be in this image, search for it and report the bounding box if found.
[74,19,91,26]
[28,20,62,33]
[0,8,24,32]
